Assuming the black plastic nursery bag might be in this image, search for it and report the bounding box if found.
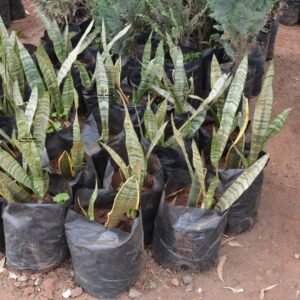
[65,210,144,299]
[217,169,265,235]
[8,0,25,21]
[0,198,6,253]
[3,202,69,271]
[266,18,280,61]
[152,193,227,272]
[0,0,10,27]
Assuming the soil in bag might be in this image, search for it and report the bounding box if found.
[8,0,25,21]
[2,175,72,271]
[215,168,265,235]
[65,209,144,299]
[152,170,227,271]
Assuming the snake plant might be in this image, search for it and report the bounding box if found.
[100,102,166,190]
[0,84,50,203]
[212,59,290,169]
[171,116,269,210]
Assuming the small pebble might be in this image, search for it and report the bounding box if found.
[17,275,28,282]
[128,288,143,299]
[171,277,180,287]
[34,278,42,286]
[182,275,193,285]
[149,280,158,289]
[71,287,83,298]
[185,283,194,292]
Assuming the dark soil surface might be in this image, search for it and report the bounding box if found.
[1,3,300,299]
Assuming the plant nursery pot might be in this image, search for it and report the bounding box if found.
[0,198,6,253]
[280,3,300,26]
[244,46,265,98]
[82,89,145,135]
[8,0,25,21]
[152,192,227,271]
[0,0,10,27]
[217,168,265,235]
[65,209,144,299]
[2,202,70,271]
[266,18,280,61]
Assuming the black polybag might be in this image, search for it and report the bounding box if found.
[82,88,145,135]
[0,115,15,138]
[216,169,265,235]
[244,46,265,98]
[2,175,72,271]
[280,4,300,25]
[8,0,25,21]
[65,209,144,299]
[152,193,227,271]
[0,0,10,27]
[0,198,6,253]
[266,18,280,61]
[75,146,165,244]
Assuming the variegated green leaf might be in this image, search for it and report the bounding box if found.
[71,110,84,175]
[191,140,206,198]
[107,24,131,52]
[226,135,245,169]
[0,148,32,189]
[173,48,188,114]
[134,60,158,104]
[79,28,100,54]
[75,61,91,89]
[154,40,164,80]
[262,108,291,147]
[210,54,222,88]
[61,72,74,118]
[166,73,232,146]
[58,151,73,179]
[187,173,201,207]
[216,56,248,162]
[25,87,38,131]
[225,97,249,168]
[249,63,274,165]
[204,175,219,210]
[88,180,98,221]
[100,142,129,180]
[38,11,66,63]
[146,121,168,159]
[124,104,146,186]
[95,52,109,142]
[33,92,50,159]
[171,115,193,178]
[210,127,221,169]
[155,99,168,129]
[216,154,269,212]
[144,100,157,141]
[105,176,139,228]
[0,171,31,203]
[17,39,45,96]
[141,32,153,78]
[36,46,62,114]
[57,20,94,85]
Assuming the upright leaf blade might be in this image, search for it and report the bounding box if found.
[105,176,139,228]
[216,154,269,212]
[249,63,275,165]
[216,56,248,162]
[95,52,109,142]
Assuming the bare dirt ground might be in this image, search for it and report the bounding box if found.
[1,3,300,300]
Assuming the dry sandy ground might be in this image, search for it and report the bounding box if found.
[1,4,300,300]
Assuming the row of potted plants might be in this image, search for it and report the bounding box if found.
[0,4,289,299]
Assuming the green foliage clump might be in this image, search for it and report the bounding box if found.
[32,0,84,23]
[207,0,277,61]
